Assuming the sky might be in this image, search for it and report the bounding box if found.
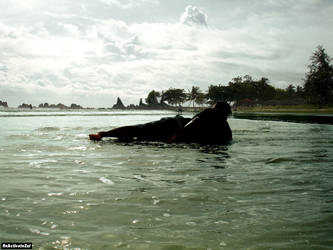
[0,0,333,107]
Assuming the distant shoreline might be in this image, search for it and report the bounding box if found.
[2,104,333,124]
[234,104,333,114]
[2,104,333,114]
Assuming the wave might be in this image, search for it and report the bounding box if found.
[265,157,295,164]
[99,177,114,185]
[0,109,177,118]
[35,127,60,132]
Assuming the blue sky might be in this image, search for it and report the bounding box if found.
[0,0,333,107]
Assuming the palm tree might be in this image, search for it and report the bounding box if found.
[187,86,202,109]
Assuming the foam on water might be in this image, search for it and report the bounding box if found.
[99,177,115,185]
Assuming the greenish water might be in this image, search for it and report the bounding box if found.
[233,112,333,125]
[0,109,332,249]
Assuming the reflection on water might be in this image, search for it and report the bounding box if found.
[0,110,333,249]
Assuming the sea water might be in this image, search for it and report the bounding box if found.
[0,109,332,249]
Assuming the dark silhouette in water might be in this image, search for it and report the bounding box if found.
[90,115,191,142]
[89,102,232,144]
[168,102,232,144]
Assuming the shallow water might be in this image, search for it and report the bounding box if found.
[1,109,333,249]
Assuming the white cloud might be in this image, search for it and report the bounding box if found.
[0,0,333,107]
[99,0,157,9]
[62,23,80,36]
[180,5,208,27]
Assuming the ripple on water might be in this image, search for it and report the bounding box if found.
[99,177,114,185]
[1,113,333,249]
[265,157,295,164]
[68,146,87,151]
[47,192,64,197]
[75,133,88,139]
[7,134,32,140]
[29,228,50,236]
[35,127,60,132]
[29,159,58,168]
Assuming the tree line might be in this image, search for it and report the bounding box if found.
[145,46,333,107]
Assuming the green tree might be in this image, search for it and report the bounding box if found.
[303,45,333,104]
[207,84,232,104]
[255,77,276,101]
[145,90,161,105]
[187,86,205,108]
[195,92,207,106]
[275,88,287,100]
[228,76,252,101]
[296,86,304,98]
[161,88,187,106]
[286,84,296,98]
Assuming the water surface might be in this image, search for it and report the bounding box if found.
[1,109,332,249]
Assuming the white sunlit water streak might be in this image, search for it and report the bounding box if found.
[0,109,332,249]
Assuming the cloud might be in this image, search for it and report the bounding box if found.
[1,0,333,107]
[0,15,306,106]
[180,5,208,27]
[99,0,157,9]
